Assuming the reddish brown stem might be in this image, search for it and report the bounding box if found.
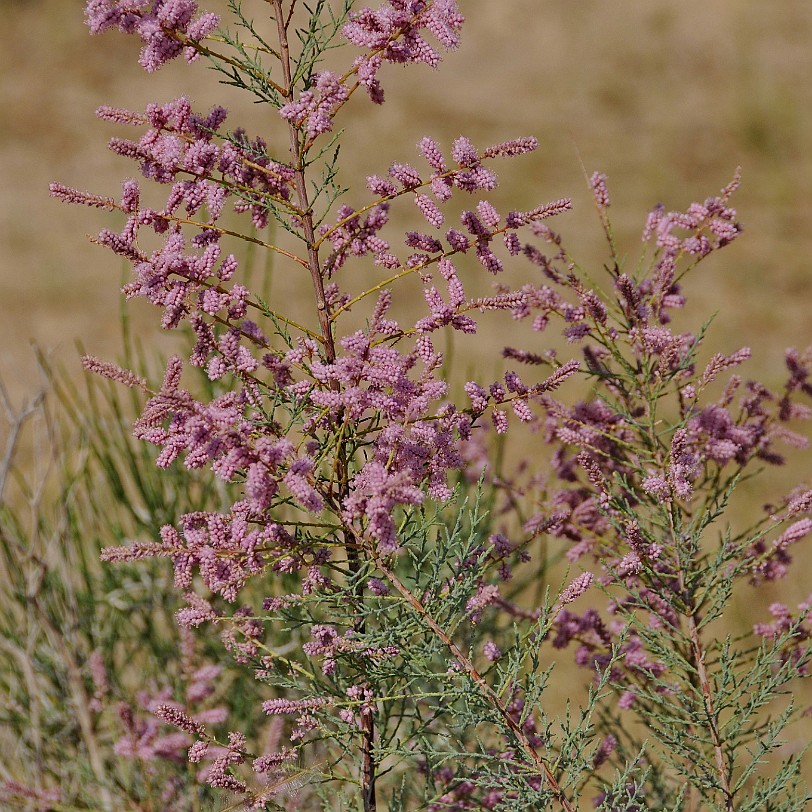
[368,549,576,812]
[272,0,336,363]
[271,4,374,808]
[686,613,734,810]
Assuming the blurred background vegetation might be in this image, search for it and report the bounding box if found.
[1,0,812,805]
[3,0,812,400]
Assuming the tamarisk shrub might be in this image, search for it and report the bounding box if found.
[50,1,812,809]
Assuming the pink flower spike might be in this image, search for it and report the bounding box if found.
[82,355,147,389]
[558,572,593,607]
[483,641,501,661]
[589,171,610,208]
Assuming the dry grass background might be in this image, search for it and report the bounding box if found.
[3,0,812,389]
[4,0,811,562]
[2,0,812,788]
[3,0,812,394]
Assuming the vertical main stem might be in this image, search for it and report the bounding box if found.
[272,0,336,364]
[654,397,733,810]
[686,612,734,811]
[272,5,375,809]
[346,544,377,812]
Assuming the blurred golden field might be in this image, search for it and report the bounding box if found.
[4,0,812,574]
[3,0,812,401]
[2,0,812,796]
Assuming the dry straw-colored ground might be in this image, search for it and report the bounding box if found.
[3,0,812,398]
[5,0,812,556]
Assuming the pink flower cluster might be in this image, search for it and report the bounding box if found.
[344,0,464,103]
[753,598,812,676]
[114,677,226,767]
[84,0,219,71]
[280,71,350,137]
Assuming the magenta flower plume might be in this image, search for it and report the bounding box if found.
[343,0,464,103]
[84,0,219,71]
